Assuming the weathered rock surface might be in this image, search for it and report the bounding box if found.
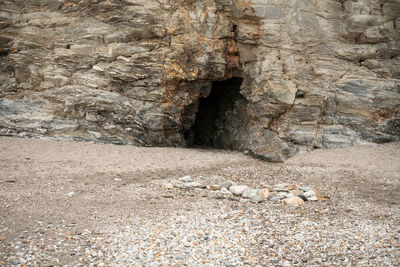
[0,0,399,161]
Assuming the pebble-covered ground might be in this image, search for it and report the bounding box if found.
[0,137,399,266]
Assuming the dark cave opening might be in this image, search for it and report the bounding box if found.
[185,77,244,148]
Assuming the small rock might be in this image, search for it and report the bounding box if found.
[66,192,75,198]
[287,184,298,190]
[229,185,249,195]
[304,190,316,198]
[308,196,318,201]
[284,197,305,205]
[250,195,264,203]
[269,195,285,202]
[242,189,260,199]
[220,188,232,194]
[258,189,269,199]
[210,184,221,190]
[182,182,204,189]
[299,186,312,192]
[298,194,308,201]
[164,183,174,189]
[178,176,192,183]
[220,180,233,190]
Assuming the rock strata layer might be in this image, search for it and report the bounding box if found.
[0,0,399,161]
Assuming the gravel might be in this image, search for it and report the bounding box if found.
[0,137,399,266]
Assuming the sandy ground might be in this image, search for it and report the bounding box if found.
[0,137,399,265]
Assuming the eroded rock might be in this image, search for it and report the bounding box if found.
[0,0,399,161]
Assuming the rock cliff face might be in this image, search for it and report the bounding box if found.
[1,0,399,161]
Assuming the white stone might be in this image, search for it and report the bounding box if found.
[304,190,317,198]
[220,188,232,194]
[242,189,260,199]
[178,176,192,183]
[229,185,250,195]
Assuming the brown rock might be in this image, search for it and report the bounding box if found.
[312,188,323,199]
[209,184,221,190]
[284,197,305,205]
[319,196,331,201]
[287,184,298,190]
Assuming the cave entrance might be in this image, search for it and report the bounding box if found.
[185,77,244,148]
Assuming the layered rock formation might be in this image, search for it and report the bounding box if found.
[1,0,399,161]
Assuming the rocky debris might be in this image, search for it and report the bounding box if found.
[167,177,328,204]
[1,138,399,266]
[0,0,399,162]
[3,204,398,266]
